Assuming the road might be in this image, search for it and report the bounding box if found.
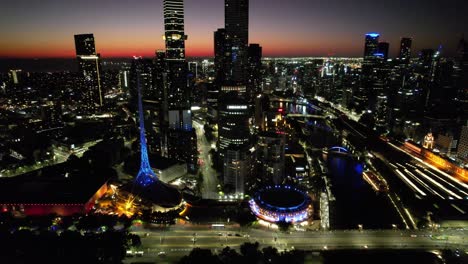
[125,225,468,263]
[332,113,468,222]
[386,142,468,201]
[0,139,103,178]
[193,120,220,199]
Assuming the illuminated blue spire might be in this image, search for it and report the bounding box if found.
[135,65,158,187]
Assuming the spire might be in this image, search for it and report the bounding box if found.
[135,63,158,187]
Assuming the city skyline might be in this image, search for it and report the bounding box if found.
[1,0,467,58]
[0,0,467,262]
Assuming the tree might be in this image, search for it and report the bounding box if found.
[277,220,292,232]
[179,248,221,264]
[240,242,262,264]
[236,209,256,228]
[127,233,141,247]
[218,247,242,264]
[262,246,280,263]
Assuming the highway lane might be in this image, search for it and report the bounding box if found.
[125,227,467,263]
[193,120,220,199]
[391,161,468,201]
[132,226,467,250]
[387,143,468,200]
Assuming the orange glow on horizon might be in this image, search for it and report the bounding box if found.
[0,38,363,59]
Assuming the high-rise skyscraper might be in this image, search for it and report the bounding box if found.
[74,34,96,55]
[225,0,249,84]
[215,0,252,197]
[218,94,251,195]
[214,28,227,85]
[399,37,412,63]
[377,42,389,61]
[247,43,263,100]
[162,0,197,173]
[358,33,381,112]
[164,0,190,113]
[74,33,103,111]
[164,0,186,61]
[363,33,380,65]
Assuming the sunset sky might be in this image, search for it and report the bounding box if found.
[0,0,466,58]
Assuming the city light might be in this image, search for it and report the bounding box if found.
[0,0,467,262]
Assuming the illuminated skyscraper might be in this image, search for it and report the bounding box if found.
[247,43,263,100]
[363,33,380,65]
[399,37,412,63]
[164,0,190,112]
[377,42,389,61]
[74,33,103,111]
[358,33,381,112]
[218,94,251,195]
[214,28,227,85]
[225,0,249,84]
[218,95,251,153]
[164,0,186,61]
[162,0,197,173]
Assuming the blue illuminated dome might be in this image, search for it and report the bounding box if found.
[249,185,311,223]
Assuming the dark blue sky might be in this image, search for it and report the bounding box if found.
[0,0,466,57]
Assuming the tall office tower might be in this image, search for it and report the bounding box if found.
[153,50,168,129]
[254,94,269,131]
[363,33,380,66]
[74,34,103,112]
[130,57,155,109]
[257,131,285,184]
[359,33,380,112]
[247,44,263,101]
[214,28,227,85]
[40,101,63,129]
[164,0,186,61]
[377,42,389,61]
[164,0,190,113]
[218,94,251,154]
[399,37,412,64]
[154,50,167,102]
[225,0,249,84]
[8,69,22,84]
[218,93,251,195]
[119,67,130,90]
[163,0,197,173]
[216,0,251,195]
[419,48,441,80]
[188,62,198,79]
[223,148,251,196]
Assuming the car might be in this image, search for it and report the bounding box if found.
[218,232,223,236]
[227,233,232,236]
[158,251,167,257]
[410,234,417,238]
[235,234,241,237]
